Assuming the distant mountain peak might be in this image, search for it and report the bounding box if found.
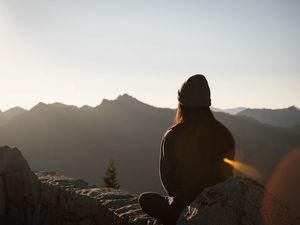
[50,102,78,109]
[30,102,79,111]
[99,94,137,105]
[223,107,246,115]
[50,102,68,107]
[3,106,27,120]
[4,106,26,113]
[30,102,48,111]
[96,94,160,113]
[80,105,94,111]
[115,94,140,104]
[287,106,299,111]
[237,106,300,127]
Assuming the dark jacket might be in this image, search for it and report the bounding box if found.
[160,113,235,204]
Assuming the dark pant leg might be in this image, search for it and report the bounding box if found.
[138,192,169,222]
[160,197,187,225]
[138,192,187,225]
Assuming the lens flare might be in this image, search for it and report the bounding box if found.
[263,148,300,219]
[223,158,263,180]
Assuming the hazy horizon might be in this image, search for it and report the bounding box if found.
[0,93,299,112]
[1,0,299,110]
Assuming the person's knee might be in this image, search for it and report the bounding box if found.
[139,192,160,204]
[138,192,147,205]
[138,192,152,201]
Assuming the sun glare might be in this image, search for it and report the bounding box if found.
[223,158,263,181]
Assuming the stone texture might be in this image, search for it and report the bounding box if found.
[0,146,161,225]
[35,171,160,225]
[22,172,40,206]
[177,176,300,225]
[1,145,299,225]
[0,177,5,215]
[5,172,25,214]
[4,172,40,224]
[0,145,30,175]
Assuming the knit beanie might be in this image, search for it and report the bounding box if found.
[178,74,211,106]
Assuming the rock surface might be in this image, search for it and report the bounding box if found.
[0,145,30,175]
[1,145,299,225]
[0,145,160,225]
[35,171,159,225]
[177,176,300,225]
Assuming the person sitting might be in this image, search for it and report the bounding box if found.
[138,74,235,225]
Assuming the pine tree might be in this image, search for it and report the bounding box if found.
[102,159,120,189]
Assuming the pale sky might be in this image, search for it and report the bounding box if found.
[0,0,299,111]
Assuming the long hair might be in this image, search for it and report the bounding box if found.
[175,103,213,124]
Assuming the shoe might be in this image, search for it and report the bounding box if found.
[138,192,169,220]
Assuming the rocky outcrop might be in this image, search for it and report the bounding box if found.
[0,145,30,174]
[34,171,159,225]
[0,145,159,225]
[0,145,40,224]
[1,145,299,225]
[177,176,300,225]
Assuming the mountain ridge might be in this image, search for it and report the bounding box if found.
[237,106,300,128]
[0,94,299,219]
[1,94,298,119]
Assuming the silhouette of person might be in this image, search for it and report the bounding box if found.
[138,75,235,225]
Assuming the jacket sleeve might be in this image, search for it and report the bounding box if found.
[220,127,235,177]
[159,131,178,196]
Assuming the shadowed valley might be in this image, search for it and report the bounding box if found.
[0,94,299,197]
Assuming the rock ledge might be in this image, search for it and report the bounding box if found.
[177,176,300,225]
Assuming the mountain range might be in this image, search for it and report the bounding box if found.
[211,106,246,115]
[237,106,300,128]
[0,94,299,196]
[0,106,27,126]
